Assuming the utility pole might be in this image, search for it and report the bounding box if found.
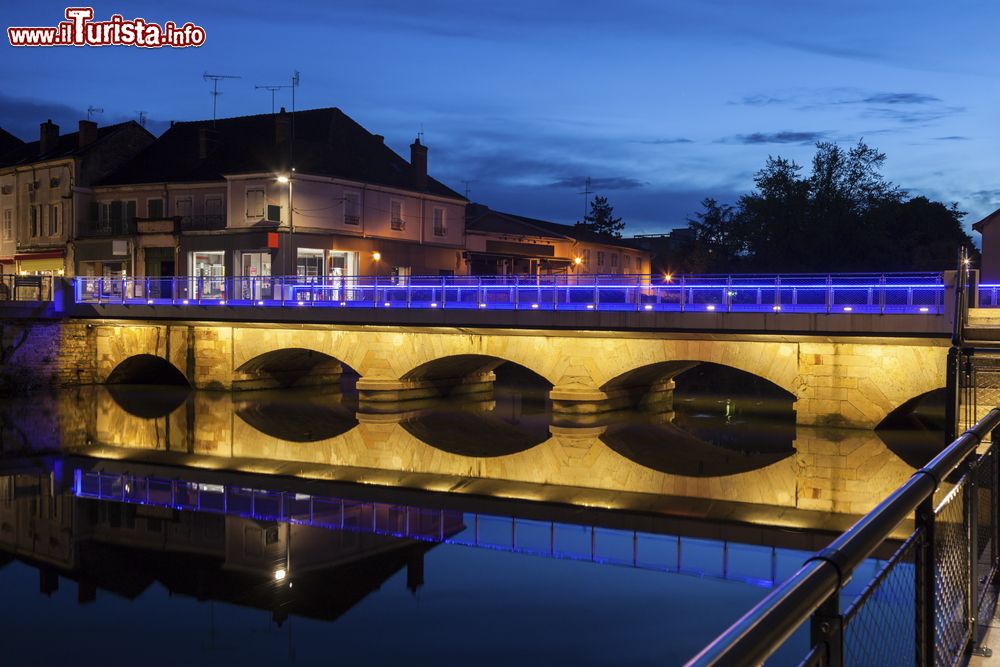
[578,176,593,223]
[203,72,241,124]
[86,106,103,121]
[254,84,290,114]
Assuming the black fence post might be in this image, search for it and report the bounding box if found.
[810,593,844,667]
[947,346,961,443]
[916,496,936,667]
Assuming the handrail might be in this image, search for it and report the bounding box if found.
[686,407,1000,666]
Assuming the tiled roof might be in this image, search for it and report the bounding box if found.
[98,107,464,200]
[466,204,646,251]
[0,121,149,167]
[973,207,1000,233]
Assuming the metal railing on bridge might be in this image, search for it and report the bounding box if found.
[73,272,947,314]
[0,274,53,302]
[687,407,1000,666]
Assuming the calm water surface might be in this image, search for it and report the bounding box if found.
[0,365,942,666]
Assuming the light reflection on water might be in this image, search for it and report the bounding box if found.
[0,369,942,666]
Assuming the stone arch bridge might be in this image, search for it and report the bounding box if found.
[85,318,948,428]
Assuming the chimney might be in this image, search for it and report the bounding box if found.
[39,120,59,156]
[196,126,221,160]
[198,126,210,159]
[410,137,427,191]
[78,120,97,148]
[275,107,291,145]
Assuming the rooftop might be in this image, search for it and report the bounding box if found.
[466,203,646,250]
[98,107,464,200]
[0,121,150,167]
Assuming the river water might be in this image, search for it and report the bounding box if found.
[0,365,942,666]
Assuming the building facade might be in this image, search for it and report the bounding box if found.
[465,204,650,276]
[89,108,467,294]
[0,120,153,276]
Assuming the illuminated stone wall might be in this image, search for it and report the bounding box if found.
[41,318,951,429]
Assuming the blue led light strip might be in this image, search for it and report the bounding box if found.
[72,272,953,315]
[74,469,803,589]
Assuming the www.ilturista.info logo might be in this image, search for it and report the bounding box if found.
[7,7,206,48]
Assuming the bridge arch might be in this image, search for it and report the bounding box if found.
[400,354,555,397]
[106,354,189,386]
[233,348,352,390]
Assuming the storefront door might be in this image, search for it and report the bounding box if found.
[240,251,272,300]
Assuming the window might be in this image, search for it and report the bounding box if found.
[49,178,60,188]
[433,207,446,236]
[205,196,223,223]
[610,253,618,268]
[98,202,111,230]
[597,251,605,267]
[623,255,631,271]
[343,192,360,226]
[175,197,192,221]
[147,198,164,219]
[637,258,644,273]
[583,249,591,265]
[390,200,404,231]
[29,205,39,237]
[48,204,60,237]
[2,209,11,240]
[245,189,264,219]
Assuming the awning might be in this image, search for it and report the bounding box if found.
[15,251,63,260]
[18,257,64,273]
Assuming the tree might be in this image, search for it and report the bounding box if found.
[577,195,624,239]
[685,140,976,273]
[687,198,742,271]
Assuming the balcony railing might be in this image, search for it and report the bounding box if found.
[73,272,948,314]
[179,214,226,231]
[78,218,137,237]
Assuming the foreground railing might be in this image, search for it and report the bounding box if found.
[688,408,1000,666]
[74,272,947,314]
[0,275,53,302]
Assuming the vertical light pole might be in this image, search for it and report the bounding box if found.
[277,174,292,278]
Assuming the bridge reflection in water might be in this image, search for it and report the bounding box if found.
[41,381,931,527]
[0,376,944,664]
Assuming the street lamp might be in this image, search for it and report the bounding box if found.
[277,173,293,276]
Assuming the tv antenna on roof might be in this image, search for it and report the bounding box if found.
[461,180,473,200]
[577,176,593,222]
[135,111,147,127]
[203,72,242,124]
[254,84,291,114]
[87,106,103,121]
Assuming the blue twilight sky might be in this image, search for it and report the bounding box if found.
[1,1,998,235]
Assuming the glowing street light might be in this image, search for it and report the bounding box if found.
[276,174,290,184]
[372,251,381,262]
[274,568,287,581]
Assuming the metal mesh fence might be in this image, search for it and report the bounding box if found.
[934,482,970,667]
[843,532,921,667]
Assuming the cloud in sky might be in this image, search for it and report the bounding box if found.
[2,1,998,229]
[723,131,828,145]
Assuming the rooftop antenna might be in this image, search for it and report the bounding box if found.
[578,176,593,223]
[135,111,147,127]
[461,180,472,200]
[203,72,241,124]
[254,84,291,114]
[417,123,424,143]
[87,106,103,121]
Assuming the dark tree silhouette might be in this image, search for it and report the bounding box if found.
[681,141,977,273]
[577,195,625,239]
